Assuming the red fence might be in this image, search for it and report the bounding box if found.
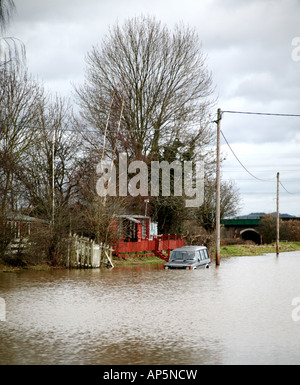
[114,235,184,257]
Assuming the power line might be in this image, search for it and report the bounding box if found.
[0,120,198,134]
[0,121,76,132]
[279,181,296,195]
[221,130,300,193]
[223,169,300,173]
[220,129,275,182]
[219,109,300,193]
[222,110,300,118]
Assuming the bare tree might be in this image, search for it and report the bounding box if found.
[196,178,241,232]
[0,0,25,68]
[0,66,45,213]
[15,96,80,217]
[75,15,215,162]
[74,15,220,234]
[74,16,241,238]
[70,150,129,245]
[13,95,83,265]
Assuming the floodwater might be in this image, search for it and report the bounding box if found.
[1,252,300,365]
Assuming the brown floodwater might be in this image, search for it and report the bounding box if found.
[1,252,300,365]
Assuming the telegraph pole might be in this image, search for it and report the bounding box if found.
[215,108,222,266]
[276,172,280,256]
[51,130,55,227]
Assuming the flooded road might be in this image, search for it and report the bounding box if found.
[1,252,300,365]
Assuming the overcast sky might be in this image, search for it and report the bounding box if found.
[5,0,300,216]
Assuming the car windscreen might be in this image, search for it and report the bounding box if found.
[170,251,196,261]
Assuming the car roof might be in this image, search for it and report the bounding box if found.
[172,246,207,251]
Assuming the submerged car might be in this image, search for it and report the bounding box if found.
[164,246,211,270]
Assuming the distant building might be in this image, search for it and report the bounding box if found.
[221,212,299,244]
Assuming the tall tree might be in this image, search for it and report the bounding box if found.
[75,15,215,162]
[15,96,80,219]
[75,16,219,232]
[13,95,83,264]
[0,66,45,213]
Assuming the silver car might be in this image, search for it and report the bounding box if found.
[164,246,211,270]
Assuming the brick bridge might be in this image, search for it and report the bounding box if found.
[221,215,300,244]
[221,218,262,244]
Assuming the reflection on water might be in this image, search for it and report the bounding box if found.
[1,252,300,365]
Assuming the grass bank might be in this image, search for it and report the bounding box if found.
[0,263,63,272]
[1,242,300,271]
[0,255,165,271]
[220,242,300,258]
[112,254,165,266]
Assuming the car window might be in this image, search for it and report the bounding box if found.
[185,252,196,260]
[171,251,196,261]
[170,251,180,260]
[171,251,186,260]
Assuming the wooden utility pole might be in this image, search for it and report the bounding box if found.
[276,172,280,256]
[215,108,222,266]
[51,129,55,227]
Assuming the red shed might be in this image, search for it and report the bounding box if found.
[113,214,184,261]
